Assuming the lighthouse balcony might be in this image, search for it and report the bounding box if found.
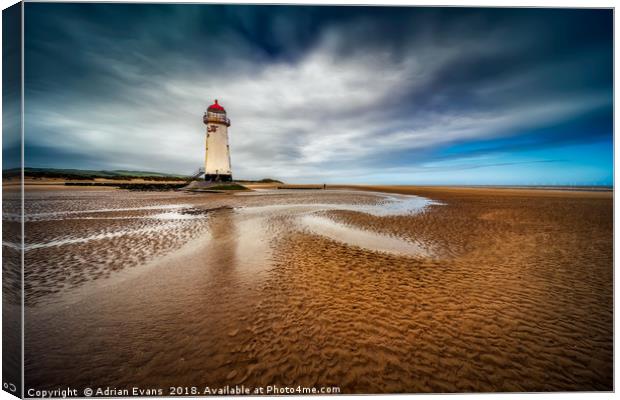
[203,113,231,127]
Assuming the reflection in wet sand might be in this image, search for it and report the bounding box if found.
[299,214,430,257]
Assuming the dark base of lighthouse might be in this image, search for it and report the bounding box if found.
[204,174,233,182]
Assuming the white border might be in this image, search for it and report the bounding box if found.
[0,1,615,400]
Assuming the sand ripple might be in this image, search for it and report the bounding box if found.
[22,187,612,393]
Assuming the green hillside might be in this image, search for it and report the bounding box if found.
[4,167,187,181]
[3,168,284,184]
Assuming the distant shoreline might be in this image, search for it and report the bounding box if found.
[378,184,613,192]
[329,185,613,199]
[7,180,613,199]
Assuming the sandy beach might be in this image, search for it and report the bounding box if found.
[17,185,612,393]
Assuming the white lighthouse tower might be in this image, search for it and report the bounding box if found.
[203,99,233,182]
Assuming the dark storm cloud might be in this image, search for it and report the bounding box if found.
[22,5,612,182]
[3,3,22,169]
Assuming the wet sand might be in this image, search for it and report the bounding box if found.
[18,185,612,393]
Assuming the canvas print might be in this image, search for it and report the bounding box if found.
[2,3,614,397]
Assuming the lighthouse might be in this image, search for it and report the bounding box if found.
[203,99,233,182]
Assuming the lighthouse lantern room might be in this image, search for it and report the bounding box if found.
[203,99,233,182]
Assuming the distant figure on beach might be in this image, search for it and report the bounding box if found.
[323,184,326,190]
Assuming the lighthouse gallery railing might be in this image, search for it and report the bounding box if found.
[203,113,231,127]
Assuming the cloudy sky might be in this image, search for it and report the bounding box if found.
[20,4,613,184]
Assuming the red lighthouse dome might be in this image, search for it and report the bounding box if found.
[203,99,231,126]
[207,99,226,114]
